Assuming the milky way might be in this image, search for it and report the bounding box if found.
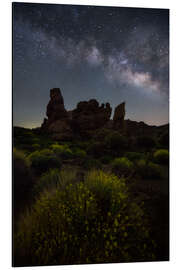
[13,3,169,127]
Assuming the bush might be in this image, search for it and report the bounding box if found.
[136,136,156,149]
[14,170,155,266]
[13,148,34,216]
[33,168,77,196]
[51,144,73,159]
[104,132,128,153]
[82,158,102,170]
[125,152,145,162]
[153,149,169,165]
[28,149,61,175]
[111,157,133,176]
[87,142,105,158]
[73,148,87,159]
[136,159,162,179]
[159,132,169,148]
[100,155,113,164]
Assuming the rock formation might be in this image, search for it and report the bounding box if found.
[113,102,126,130]
[71,99,112,135]
[41,88,128,139]
[41,88,72,140]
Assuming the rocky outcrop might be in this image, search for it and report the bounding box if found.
[113,102,126,130]
[41,88,72,140]
[71,99,112,135]
[41,88,128,139]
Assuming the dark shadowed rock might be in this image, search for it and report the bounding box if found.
[71,99,112,135]
[41,88,72,140]
[113,102,126,130]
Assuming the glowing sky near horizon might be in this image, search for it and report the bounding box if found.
[13,3,169,128]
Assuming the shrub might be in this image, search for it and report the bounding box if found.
[153,149,169,165]
[111,157,133,176]
[82,158,102,170]
[104,132,128,153]
[136,136,156,149]
[136,159,162,179]
[125,152,145,162]
[87,142,105,158]
[159,132,169,148]
[32,144,40,150]
[51,144,73,159]
[13,148,34,216]
[33,168,77,196]
[100,155,113,164]
[73,148,87,159]
[14,170,155,266]
[28,149,61,175]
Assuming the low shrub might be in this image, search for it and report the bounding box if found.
[73,148,87,159]
[87,142,105,158]
[82,158,102,170]
[111,157,133,176]
[125,152,145,162]
[33,168,78,196]
[136,159,162,179]
[13,148,34,216]
[104,132,128,153]
[159,132,169,148]
[14,170,155,266]
[100,155,113,164]
[28,149,61,175]
[51,144,73,159]
[136,136,156,149]
[153,149,169,165]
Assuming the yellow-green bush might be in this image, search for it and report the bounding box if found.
[111,157,133,176]
[136,159,163,179]
[73,148,87,159]
[14,170,155,266]
[51,144,73,159]
[153,149,169,165]
[33,168,77,196]
[28,149,61,175]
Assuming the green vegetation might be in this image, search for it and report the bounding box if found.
[13,126,169,265]
[153,149,169,165]
[51,144,73,159]
[111,157,133,176]
[28,149,61,175]
[14,170,154,266]
[13,148,34,216]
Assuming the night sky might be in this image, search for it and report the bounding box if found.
[13,3,169,128]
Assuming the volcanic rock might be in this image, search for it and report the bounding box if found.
[71,99,112,135]
[113,102,126,130]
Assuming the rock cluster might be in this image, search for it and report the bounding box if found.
[71,99,112,135]
[41,88,125,139]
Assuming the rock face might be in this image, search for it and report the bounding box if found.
[41,88,72,139]
[41,88,127,139]
[113,102,126,130]
[71,99,112,135]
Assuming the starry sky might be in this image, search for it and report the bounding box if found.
[13,3,169,128]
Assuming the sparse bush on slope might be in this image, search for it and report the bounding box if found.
[28,149,61,175]
[111,157,134,176]
[14,170,155,266]
[51,144,73,159]
[136,159,163,179]
[13,148,34,216]
[153,149,169,165]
